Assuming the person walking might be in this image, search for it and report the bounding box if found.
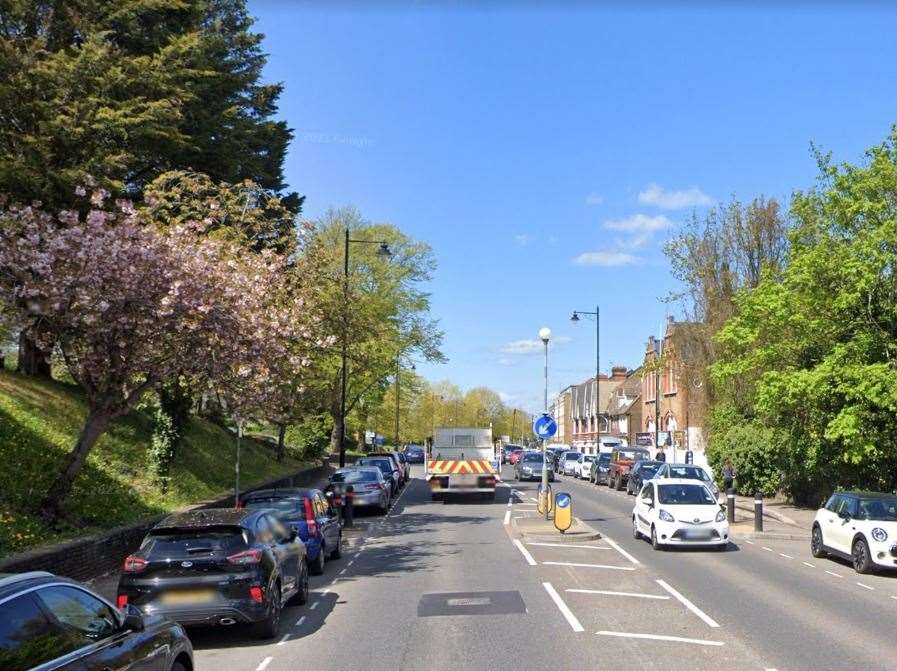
[722,458,736,494]
[655,448,666,462]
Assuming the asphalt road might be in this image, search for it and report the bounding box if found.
[182,465,897,671]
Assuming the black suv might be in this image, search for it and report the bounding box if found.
[0,571,193,671]
[117,508,308,639]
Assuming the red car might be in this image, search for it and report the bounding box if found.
[507,447,526,465]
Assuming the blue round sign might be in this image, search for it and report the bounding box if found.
[556,493,571,508]
[532,414,558,439]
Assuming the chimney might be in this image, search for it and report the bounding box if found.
[611,366,627,381]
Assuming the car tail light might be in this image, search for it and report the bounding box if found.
[122,555,148,573]
[116,595,128,609]
[249,586,264,603]
[227,548,263,565]
[303,498,318,536]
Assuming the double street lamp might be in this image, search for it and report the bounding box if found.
[539,326,551,520]
[571,306,600,451]
[338,228,392,467]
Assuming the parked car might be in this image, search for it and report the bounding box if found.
[507,447,526,465]
[404,444,426,463]
[811,491,897,574]
[514,451,555,482]
[0,571,194,671]
[241,488,343,575]
[654,463,720,498]
[626,460,664,495]
[357,456,401,496]
[327,467,390,514]
[559,451,582,475]
[589,452,612,484]
[117,508,308,639]
[546,446,568,469]
[393,451,411,482]
[632,479,729,550]
[607,447,651,490]
[502,444,524,463]
[576,454,598,479]
[369,452,408,486]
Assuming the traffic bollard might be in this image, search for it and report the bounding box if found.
[343,485,354,528]
[754,492,763,532]
[726,489,735,525]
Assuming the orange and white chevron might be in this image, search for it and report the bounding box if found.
[427,459,496,475]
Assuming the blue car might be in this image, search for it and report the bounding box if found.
[404,444,425,463]
[241,488,342,576]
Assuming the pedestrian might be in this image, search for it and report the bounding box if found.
[655,448,666,462]
[722,458,736,493]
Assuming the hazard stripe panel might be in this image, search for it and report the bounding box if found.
[427,459,496,475]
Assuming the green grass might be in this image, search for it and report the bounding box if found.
[0,370,312,558]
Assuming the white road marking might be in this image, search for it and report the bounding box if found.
[527,542,609,550]
[744,539,755,545]
[310,601,319,610]
[825,570,843,578]
[802,561,815,568]
[762,546,774,552]
[566,588,669,600]
[596,631,724,647]
[513,539,538,566]
[529,496,539,502]
[656,579,720,628]
[339,568,347,575]
[347,559,354,567]
[602,536,641,565]
[542,561,635,571]
[543,582,584,632]
[277,633,290,646]
[890,595,897,601]
[320,588,330,596]
[779,553,794,559]
[856,582,874,590]
[507,498,513,508]
[503,510,511,525]
[295,616,306,627]
[256,658,273,671]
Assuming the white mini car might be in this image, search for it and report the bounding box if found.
[811,491,897,573]
[577,454,597,479]
[632,478,729,550]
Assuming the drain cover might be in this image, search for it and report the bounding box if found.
[418,591,526,617]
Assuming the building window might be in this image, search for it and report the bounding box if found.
[666,362,677,394]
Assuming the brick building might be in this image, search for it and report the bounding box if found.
[570,367,628,454]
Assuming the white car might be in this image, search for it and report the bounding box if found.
[654,463,720,499]
[811,491,897,573]
[632,478,729,550]
[577,454,597,479]
[561,451,582,476]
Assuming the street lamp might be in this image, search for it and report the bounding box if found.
[539,326,551,520]
[338,228,392,467]
[571,306,599,453]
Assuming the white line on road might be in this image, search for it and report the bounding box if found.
[527,542,609,550]
[543,582,584,632]
[762,546,774,552]
[596,631,724,647]
[339,568,347,575]
[542,561,635,571]
[503,510,511,525]
[602,536,641,565]
[779,553,794,559]
[295,616,306,627]
[256,658,273,671]
[656,579,720,628]
[310,601,319,610]
[744,539,755,545]
[513,539,538,566]
[825,570,843,578]
[320,588,330,596]
[277,633,290,646]
[890,596,897,601]
[566,588,670,600]
[347,559,354,567]
[802,561,815,568]
[857,582,874,590]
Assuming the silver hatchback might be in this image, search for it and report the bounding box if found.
[514,451,555,482]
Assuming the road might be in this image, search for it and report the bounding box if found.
[185,465,897,671]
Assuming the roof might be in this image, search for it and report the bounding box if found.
[243,488,318,499]
[571,376,625,419]
[155,508,256,529]
[836,491,897,498]
[0,572,67,602]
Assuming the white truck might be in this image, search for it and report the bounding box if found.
[427,427,499,501]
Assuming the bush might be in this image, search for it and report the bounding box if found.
[706,419,784,497]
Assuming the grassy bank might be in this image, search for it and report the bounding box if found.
[0,370,311,558]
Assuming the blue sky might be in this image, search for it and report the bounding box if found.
[251,1,897,413]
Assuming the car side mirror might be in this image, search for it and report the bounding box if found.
[839,511,851,522]
[123,605,144,632]
[642,497,654,508]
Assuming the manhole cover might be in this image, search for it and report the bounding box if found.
[418,591,526,617]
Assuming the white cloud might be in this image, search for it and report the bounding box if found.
[499,335,572,355]
[498,391,513,403]
[604,213,673,233]
[514,234,530,246]
[573,251,640,267]
[585,192,604,206]
[638,183,712,210]
[615,232,652,250]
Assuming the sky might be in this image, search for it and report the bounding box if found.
[251,1,897,413]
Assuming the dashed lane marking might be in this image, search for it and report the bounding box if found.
[503,510,511,525]
[802,561,815,568]
[339,568,347,575]
[890,596,897,601]
[310,601,319,610]
[779,553,794,559]
[656,579,720,628]
[513,539,538,566]
[542,561,635,571]
[566,588,670,600]
[527,542,609,550]
[277,634,290,646]
[857,582,874,590]
[762,546,774,552]
[543,582,584,632]
[256,657,273,671]
[744,539,755,545]
[596,631,724,647]
[602,536,641,565]
[295,616,306,627]
[825,570,843,578]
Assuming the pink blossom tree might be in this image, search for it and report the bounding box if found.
[0,194,325,522]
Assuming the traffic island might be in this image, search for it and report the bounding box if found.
[729,521,810,542]
[512,516,602,543]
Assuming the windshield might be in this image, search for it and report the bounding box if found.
[582,455,597,463]
[657,484,716,505]
[666,466,710,481]
[638,464,660,477]
[857,497,897,521]
[242,496,305,515]
[332,470,378,484]
[619,450,648,461]
[598,453,611,464]
[564,452,581,459]
[358,458,393,474]
[522,453,544,463]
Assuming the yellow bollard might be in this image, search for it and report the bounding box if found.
[554,492,573,533]
[537,484,553,516]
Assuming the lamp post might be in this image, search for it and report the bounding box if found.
[338,228,391,467]
[571,306,599,452]
[539,326,551,520]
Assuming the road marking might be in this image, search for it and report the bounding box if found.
[347,559,354,567]
[256,658,273,671]
[310,601,319,610]
[743,539,755,545]
[513,539,538,566]
[762,546,774,552]
[890,595,897,601]
[856,582,874,590]
[825,570,842,578]
[507,498,513,508]
[542,561,635,571]
[543,582,584,632]
[295,616,306,627]
[602,536,641,565]
[779,553,794,559]
[277,633,290,646]
[802,561,815,568]
[529,496,539,502]
[566,589,670,600]
[596,631,724,647]
[527,542,609,550]
[503,510,511,525]
[339,568,347,575]
[320,588,330,596]
[656,579,720,628]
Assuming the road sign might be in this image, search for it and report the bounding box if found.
[532,414,557,439]
[554,492,572,533]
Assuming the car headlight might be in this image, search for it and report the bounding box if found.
[872,527,888,543]
[716,509,726,523]
[522,466,532,472]
[658,510,674,523]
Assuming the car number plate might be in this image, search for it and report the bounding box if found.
[161,589,216,605]
[683,530,712,540]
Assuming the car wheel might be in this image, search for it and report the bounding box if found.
[330,532,342,559]
[811,525,827,558]
[615,475,623,491]
[651,526,662,551]
[379,497,389,514]
[310,545,325,575]
[172,662,188,671]
[288,561,309,606]
[853,537,873,574]
[254,583,282,639]
[632,516,641,540]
